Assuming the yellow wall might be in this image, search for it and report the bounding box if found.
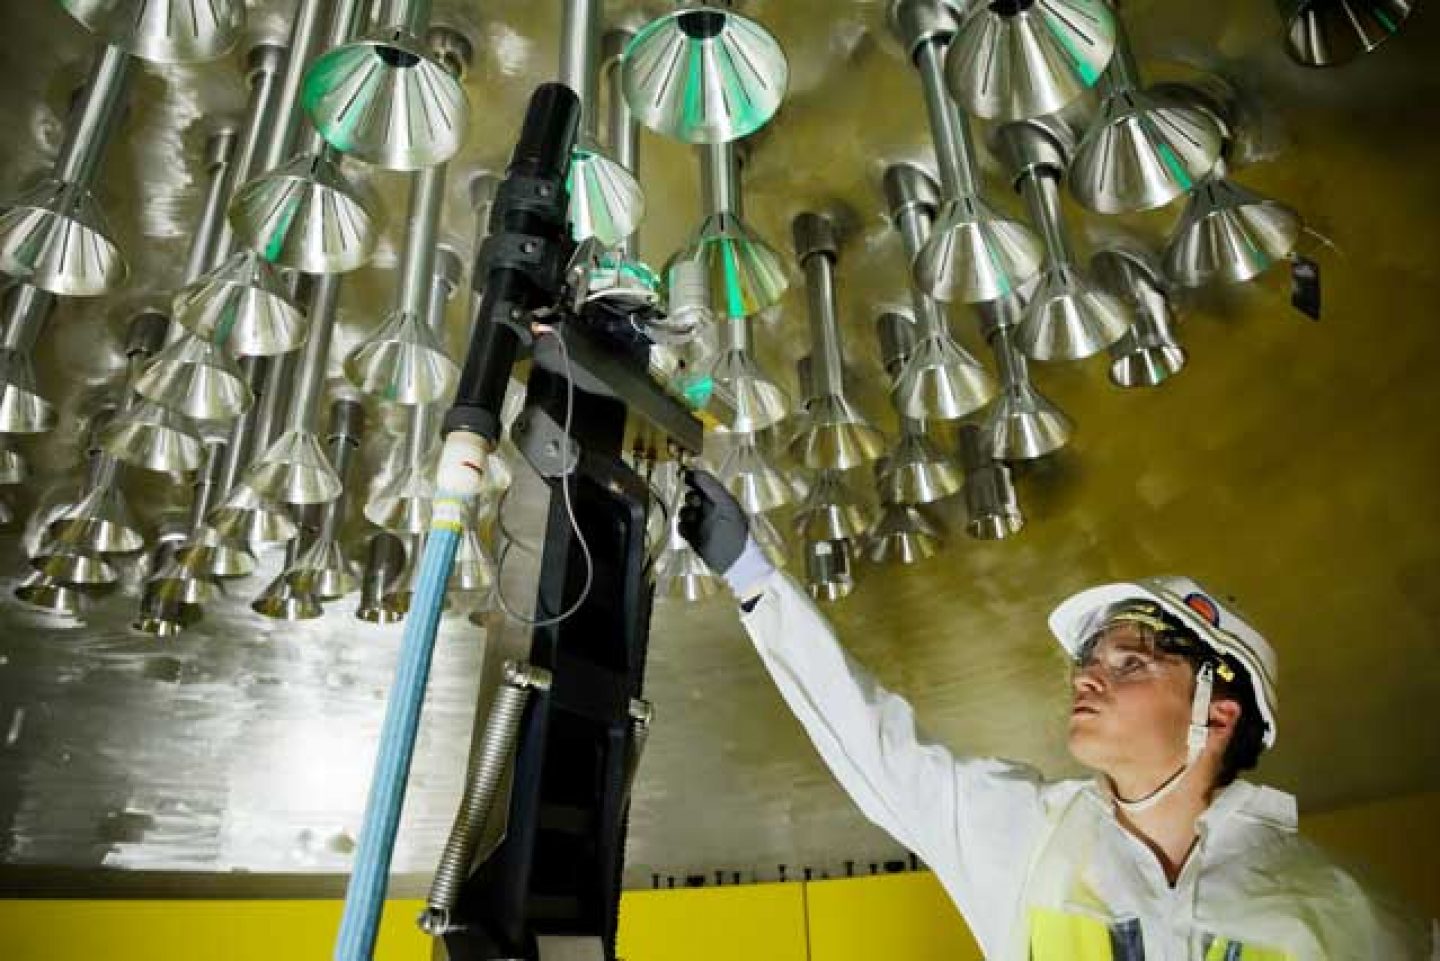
[1,791,1435,961]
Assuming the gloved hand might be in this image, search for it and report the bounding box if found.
[678,469,774,598]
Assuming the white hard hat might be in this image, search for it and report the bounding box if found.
[1049,576,1279,749]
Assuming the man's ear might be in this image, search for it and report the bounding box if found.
[1208,697,1242,742]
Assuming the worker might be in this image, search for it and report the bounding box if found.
[678,469,1439,960]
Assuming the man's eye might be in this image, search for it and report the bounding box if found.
[1115,655,1147,676]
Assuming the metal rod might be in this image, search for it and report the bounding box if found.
[1,285,56,353]
[257,0,333,176]
[725,315,750,353]
[289,274,342,433]
[990,323,1027,389]
[914,38,978,198]
[802,252,845,397]
[397,165,447,320]
[560,0,601,139]
[604,29,640,255]
[219,357,268,496]
[701,142,740,217]
[377,0,431,35]
[1100,17,1141,95]
[318,399,363,540]
[182,127,240,286]
[893,205,947,339]
[188,443,227,528]
[1019,171,1074,267]
[212,43,289,262]
[55,44,133,186]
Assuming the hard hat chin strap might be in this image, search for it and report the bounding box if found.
[1114,662,1216,815]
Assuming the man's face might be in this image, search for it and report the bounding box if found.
[1066,621,1198,775]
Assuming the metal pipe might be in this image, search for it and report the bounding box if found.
[559,0,601,138]
[377,0,431,35]
[604,29,640,256]
[212,44,290,261]
[397,165,447,324]
[420,662,548,935]
[700,142,740,216]
[990,323,1027,389]
[1099,17,1141,95]
[188,443,227,529]
[288,274,342,433]
[1,286,56,353]
[218,357,266,496]
[725,315,750,353]
[55,44,133,186]
[318,399,364,541]
[794,214,845,397]
[893,205,947,339]
[914,39,978,198]
[1019,170,1074,268]
[182,127,240,284]
[257,0,333,175]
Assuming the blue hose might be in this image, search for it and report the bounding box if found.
[335,510,463,961]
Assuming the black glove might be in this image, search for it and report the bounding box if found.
[677,469,750,575]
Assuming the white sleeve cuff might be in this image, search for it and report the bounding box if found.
[723,535,775,600]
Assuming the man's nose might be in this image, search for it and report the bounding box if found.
[1071,665,1105,694]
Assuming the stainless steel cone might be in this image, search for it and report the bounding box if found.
[133,587,202,636]
[242,428,342,505]
[356,532,406,623]
[290,538,357,600]
[172,251,307,357]
[708,348,789,434]
[891,334,997,421]
[379,536,450,616]
[0,440,27,484]
[15,571,86,616]
[986,381,1073,460]
[252,571,322,620]
[343,309,457,404]
[945,0,1116,121]
[301,28,469,170]
[0,179,128,296]
[50,483,144,553]
[33,540,118,585]
[621,6,788,144]
[718,436,803,512]
[0,349,57,433]
[961,423,1025,540]
[176,527,256,578]
[1070,88,1224,214]
[655,540,722,601]
[1017,265,1133,361]
[794,470,876,542]
[364,460,433,533]
[134,334,253,420]
[673,213,789,319]
[1109,311,1186,387]
[880,431,963,506]
[146,553,216,605]
[866,505,941,565]
[98,398,204,472]
[229,152,381,275]
[1279,0,1414,67]
[805,538,855,602]
[450,525,495,595]
[913,195,1044,304]
[60,0,245,63]
[1164,177,1302,287]
[749,510,790,567]
[789,394,887,471]
[569,140,644,247]
[207,484,299,544]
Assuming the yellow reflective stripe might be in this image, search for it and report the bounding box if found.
[1205,936,1293,961]
[1028,907,1114,961]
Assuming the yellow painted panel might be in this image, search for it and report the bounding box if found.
[805,872,981,961]
[1302,790,1440,917]
[616,883,808,961]
[0,898,433,961]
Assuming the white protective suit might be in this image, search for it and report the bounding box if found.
[739,571,1439,961]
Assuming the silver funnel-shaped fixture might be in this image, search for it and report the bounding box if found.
[356,532,407,623]
[134,127,253,421]
[1069,20,1223,214]
[708,316,789,434]
[794,469,876,542]
[879,421,963,506]
[717,434,804,513]
[301,0,468,171]
[1164,166,1302,288]
[0,45,132,296]
[449,506,496,594]
[654,462,722,601]
[49,459,144,554]
[381,532,454,616]
[100,310,207,473]
[288,400,364,599]
[172,250,307,357]
[207,482,299,544]
[883,163,996,420]
[999,121,1132,362]
[866,504,941,565]
[562,1,643,247]
[229,150,381,275]
[61,0,245,64]
[345,160,457,404]
[146,537,218,607]
[621,4,787,145]
[788,212,886,471]
[32,537,119,586]
[133,588,203,637]
[0,285,59,434]
[169,443,256,580]
[15,571,88,617]
[1093,248,1186,388]
[241,275,343,504]
[893,3,1043,305]
[670,142,788,323]
[957,422,1023,539]
[983,312,1072,460]
[944,0,1116,121]
[253,541,323,620]
[0,438,27,485]
[805,538,855,602]
[1278,0,1415,67]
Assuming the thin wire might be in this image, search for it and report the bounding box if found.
[492,326,596,629]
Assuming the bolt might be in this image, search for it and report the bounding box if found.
[521,240,538,254]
